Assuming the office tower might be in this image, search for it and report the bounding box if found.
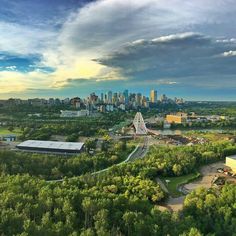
[107,91,112,104]
[123,89,129,104]
[101,93,104,102]
[160,94,167,103]
[89,93,98,104]
[135,93,142,106]
[150,90,157,103]
[113,92,118,104]
[104,94,108,103]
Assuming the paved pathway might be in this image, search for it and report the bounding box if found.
[48,137,150,181]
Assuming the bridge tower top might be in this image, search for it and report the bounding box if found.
[133,112,148,135]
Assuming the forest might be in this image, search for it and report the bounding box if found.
[0,140,236,235]
[0,139,132,180]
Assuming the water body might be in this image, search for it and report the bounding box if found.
[155,128,236,136]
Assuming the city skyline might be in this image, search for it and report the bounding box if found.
[0,89,184,104]
[0,0,236,101]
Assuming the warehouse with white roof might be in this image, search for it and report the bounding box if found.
[17,140,85,154]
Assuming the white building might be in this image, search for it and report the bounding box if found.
[106,104,114,112]
[119,104,126,111]
[60,110,89,118]
[17,140,84,154]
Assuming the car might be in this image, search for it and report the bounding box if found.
[217,168,224,173]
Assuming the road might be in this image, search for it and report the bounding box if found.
[127,136,149,161]
[92,136,150,175]
[47,136,150,181]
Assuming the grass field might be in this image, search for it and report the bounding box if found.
[160,172,201,197]
[185,130,235,142]
[0,127,22,136]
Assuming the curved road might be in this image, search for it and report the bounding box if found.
[92,136,150,175]
[48,136,150,182]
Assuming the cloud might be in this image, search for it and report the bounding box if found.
[5,66,17,71]
[52,78,93,88]
[58,0,236,56]
[1,0,236,99]
[94,32,236,89]
[0,70,52,95]
[0,52,55,73]
[49,0,236,94]
[0,21,56,55]
[222,50,236,57]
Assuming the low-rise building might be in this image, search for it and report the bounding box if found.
[166,112,187,124]
[226,155,236,173]
[0,134,17,142]
[60,110,89,117]
[106,104,114,112]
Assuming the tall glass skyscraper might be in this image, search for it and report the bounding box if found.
[123,89,129,104]
[150,90,157,103]
[107,91,112,103]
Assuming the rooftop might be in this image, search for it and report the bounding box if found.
[17,140,84,151]
[227,155,236,160]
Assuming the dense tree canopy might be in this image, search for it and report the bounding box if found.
[0,139,236,235]
[0,174,235,235]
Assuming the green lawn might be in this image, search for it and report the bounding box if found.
[0,127,22,136]
[160,172,201,197]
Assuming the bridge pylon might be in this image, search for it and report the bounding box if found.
[133,112,148,135]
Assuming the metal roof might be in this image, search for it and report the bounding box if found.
[17,140,84,151]
[227,155,236,160]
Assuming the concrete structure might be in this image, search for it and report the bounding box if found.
[133,112,148,135]
[166,112,188,124]
[17,140,84,154]
[226,155,236,173]
[60,110,89,117]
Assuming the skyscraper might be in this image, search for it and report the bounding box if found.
[150,90,157,103]
[135,93,142,106]
[123,89,129,104]
[107,91,112,104]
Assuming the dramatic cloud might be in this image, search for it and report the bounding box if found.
[1,0,236,100]
[59,0,236,54]
[95,33,236,88]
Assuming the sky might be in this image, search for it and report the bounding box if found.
[0,0,236,100]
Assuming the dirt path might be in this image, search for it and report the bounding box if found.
[185,161,224,191]
[159,161,224,212]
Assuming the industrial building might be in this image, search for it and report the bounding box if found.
[17,140,85,154]
[166,112,188,124]
[226,155,236,173]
